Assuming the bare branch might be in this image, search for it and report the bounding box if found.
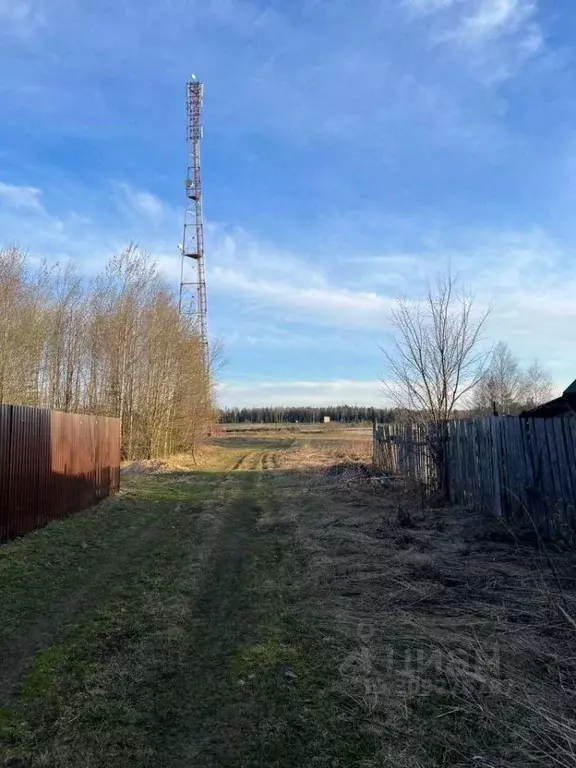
[382,271,490,421]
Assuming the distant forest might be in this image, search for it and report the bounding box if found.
[219,405,393,424]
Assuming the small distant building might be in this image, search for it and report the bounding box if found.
[323,416,331,424]
[520,379,576,419]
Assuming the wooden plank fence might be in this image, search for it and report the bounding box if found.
[373,422,440,490]
[374,416,576,541]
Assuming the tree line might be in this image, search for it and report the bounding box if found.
[219,405,393,424]
[0,245,211,459]
[2,246,556,453]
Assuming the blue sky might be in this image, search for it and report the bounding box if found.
[1,0,575,406]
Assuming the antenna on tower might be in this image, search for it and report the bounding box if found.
[179,76,209,366]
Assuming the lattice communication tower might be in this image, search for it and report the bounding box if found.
[179,77,208,362]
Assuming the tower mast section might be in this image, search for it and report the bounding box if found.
[179,76,209,364]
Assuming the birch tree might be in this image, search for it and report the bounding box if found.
[523,360,554,408]
[475,341,527,414]
[0,244,214,459]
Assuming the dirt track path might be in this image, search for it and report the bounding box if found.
[0,455,363,767]
[230,449,277,473]
[3,429,571,767]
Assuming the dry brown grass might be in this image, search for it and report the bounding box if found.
[273,436,372,473]
[121,443,267,475]
[121,458,191,475]
[269,460,576,767]
[221,422,372,440]
[123,430,576,766]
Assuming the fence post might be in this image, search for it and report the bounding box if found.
[490,416,503,518]
[442,421,450,499]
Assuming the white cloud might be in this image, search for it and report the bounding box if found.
[0,182,44,212]
[0,177,181,268]
[114,183,165,225]
[0,181,103,262]
[455,0,544,73]
[0,178,573,393]
[209,265,392,328]
[204,224,576,394]
[239,327,362,351]
[196,223,395,329]
[461,0,536,40]
[407,0,540,39]
[0,178,167,271]
[205,224,323,285]
[406,0,544,81]
[0,0,543,156]
[217,379,383,407]
[133,193,163,222]
[352,228,576,388]
[511,292,576,318]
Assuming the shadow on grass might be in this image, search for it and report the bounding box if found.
[0,464,380,768]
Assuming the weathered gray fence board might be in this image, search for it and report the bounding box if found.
[374,415,576,541]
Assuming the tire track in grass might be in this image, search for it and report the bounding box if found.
[247,452,263,471]
[232,453,251,471]
[170,472,378,767]
[1,456,379,768]
[262,453,277,472]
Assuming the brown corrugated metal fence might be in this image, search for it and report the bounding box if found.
[0,405,121,541]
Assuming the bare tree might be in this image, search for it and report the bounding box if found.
[0,247,48,407]
[0,244,215,460]
[382,272,490,421]
[474,341,527,414]
[474,347,554,413]
[523,359,554,408]
[44,262,85,412]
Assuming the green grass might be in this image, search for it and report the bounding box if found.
[0,464,378,767]
[3,433,573,767]
[0,474,212,649]
[0,471,217,763]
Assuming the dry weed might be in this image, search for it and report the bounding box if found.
[272,463,576,767]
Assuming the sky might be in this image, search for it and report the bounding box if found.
[1,0,575,407]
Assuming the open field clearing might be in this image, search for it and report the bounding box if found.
[219,422,373,440]
[1,427,576,767]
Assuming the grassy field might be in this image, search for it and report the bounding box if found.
[1,426,575,766]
